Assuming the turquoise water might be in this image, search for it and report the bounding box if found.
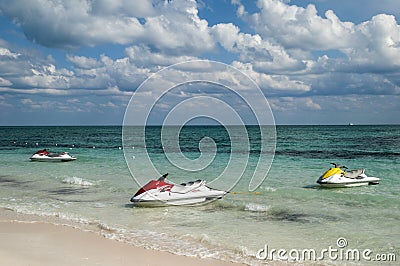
[0,125,399,264]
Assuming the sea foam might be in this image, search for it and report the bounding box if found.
[62,176,94,186]
[244,203,271,212]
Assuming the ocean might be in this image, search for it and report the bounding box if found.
[0,125,399,264]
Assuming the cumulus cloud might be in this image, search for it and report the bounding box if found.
[1,0,400,125]
[228,0,400,97]
[0,47,21,58]
[140,1,215,55]
[0,46,72,92]
[125,45,198,67]
[0,0,143,49]
[231,61,311,95]
[239,0,400,73]
[211,23,306,73]
[0,44,141,96]
[345,14,400,70]
[243,1,354,50]
[0,0,215,54]
[66,55,102,70]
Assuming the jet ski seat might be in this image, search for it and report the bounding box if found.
[344,169,364,179]
[180,179,203,186]
[172,180,205,193]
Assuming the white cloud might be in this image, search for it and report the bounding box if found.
[1,0,400,126]
[0,77,12,86]
[89,0,157,17]
[212,23,306,73]
[0,0,215,54]
[305,98,321,110]
[240,0,400,72]
[67,55,102,70]
[231,61,311,94]
[100,101,117,108]
[270,94,400,124]
[242,0,354,50]
[0,44,148,96]
[125,45,198,67]
[21,98,33,105]
[141,1,215,54]
[344,14,400,70]
[67,98,80,103]
[0,47,20,58]
[226,0,400,98]
[0,0,144,49]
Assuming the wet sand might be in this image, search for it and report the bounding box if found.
[0,208,241,266]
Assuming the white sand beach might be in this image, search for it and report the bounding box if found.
[0,208,240,266]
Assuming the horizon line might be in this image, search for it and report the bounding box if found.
[1,123,399,127]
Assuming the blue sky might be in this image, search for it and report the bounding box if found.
[0,0,399,125]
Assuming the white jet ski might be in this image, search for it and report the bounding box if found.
[30,149,77,162]
[317,163,380,188]
[130,173,227,206]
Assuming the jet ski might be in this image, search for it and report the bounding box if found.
[130,173,227,206]
[30,149,77,162]
[317,163,380,188]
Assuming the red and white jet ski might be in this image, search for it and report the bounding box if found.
[30,149,76,162]
[130,174,227,206]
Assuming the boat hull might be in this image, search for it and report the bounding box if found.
[132,195,225,207]
[30,153,76,162]
[317,173,380,188]
[131,186,226,207]
[317,180,379,188]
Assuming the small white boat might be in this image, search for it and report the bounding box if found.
[30,149,76,162]
[317,163,380,188]
[130,174,227,206]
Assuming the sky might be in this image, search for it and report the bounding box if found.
[0,0,399,125]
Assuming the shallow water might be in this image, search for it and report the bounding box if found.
[0,125,398,264]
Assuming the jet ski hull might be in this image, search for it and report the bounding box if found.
[30,153,76,162]
[131,176,227,206]
[317,179,380,188]
[132,193,226,207]
[317,173,380,188]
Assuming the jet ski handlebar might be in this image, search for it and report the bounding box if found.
[158,173,168,181]
[330,163,348,169]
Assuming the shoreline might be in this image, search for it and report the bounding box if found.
[0,208,241,266]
